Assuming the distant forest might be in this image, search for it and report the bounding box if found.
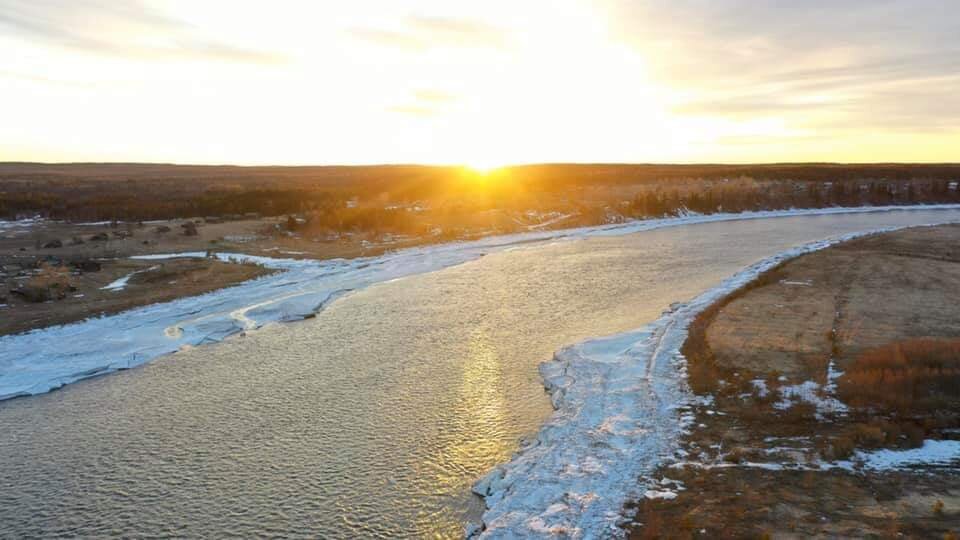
[2,163,959,232]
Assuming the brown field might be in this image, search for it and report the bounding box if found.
[629,467,960,539]
[703,224,960,380]
[629,224,960,538]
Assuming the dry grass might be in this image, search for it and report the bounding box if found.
[838,338,960,415]
[682,263,788,395]
[629,467,960,539]
[825,338,960,459]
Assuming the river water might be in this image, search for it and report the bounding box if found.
[1,209,958,538]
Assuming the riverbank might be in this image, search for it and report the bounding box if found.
[0,257,274,336]
[627,224,960,538]
[0,215,451,337]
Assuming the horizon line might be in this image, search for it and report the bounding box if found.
[3,160,960,169]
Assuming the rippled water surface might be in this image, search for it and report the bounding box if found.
[2,210,959,538]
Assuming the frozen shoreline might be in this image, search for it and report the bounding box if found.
[469,221,958,538]
[2,204,960,402]
[0,217,41,236]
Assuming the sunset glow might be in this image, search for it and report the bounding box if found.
[1,1,958,165]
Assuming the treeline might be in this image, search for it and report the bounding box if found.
[0,188,344,221]
[2,163,959,225]
[292,204,520,240]
[296,207,426,236]
[625,178,960,218]
[502,163,960,191]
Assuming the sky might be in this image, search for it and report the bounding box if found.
[1,0,958,166]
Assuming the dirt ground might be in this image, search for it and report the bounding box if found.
[0,257,273,337]
[628,467,960,539]
[706,224,960,379]
[0,216,439,262]
[628,224,960,539]
[0,218,287,336]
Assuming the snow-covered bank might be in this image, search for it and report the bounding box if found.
[101,266,159,291]
[0,217,40,235]
[855,440,960,471]
[470,222,958,539]
[3,204,960,404]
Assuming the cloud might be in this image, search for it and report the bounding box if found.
[348,28,426,51]
[411,89,457,103]
[389,89,459,117]
[350,14,508,51]
[388,105,438,117]
[0,0,283,63]
[0,68,98,88]
[609,0,960,132]
[713,133,821,146]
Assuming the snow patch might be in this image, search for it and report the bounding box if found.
[855,440,960,470]
[824,358,844,394]
[774,380,848,417]
[101,266,159,291]
[130,252,208,261]
[0,217,40,236]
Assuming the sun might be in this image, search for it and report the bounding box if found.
[463,159,502,175]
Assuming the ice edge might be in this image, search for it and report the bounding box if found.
[469,220,958,539]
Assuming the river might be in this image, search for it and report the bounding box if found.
[1,209,959,538]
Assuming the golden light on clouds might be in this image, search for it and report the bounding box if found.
[0,0,957,165]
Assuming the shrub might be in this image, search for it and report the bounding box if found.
[639,500,663,539]
[837,338,960,416]
[13,263,73,302]
[904,423,926,447]
[830,435,856,460]
[779,401,817,423]
[854,424,887,448]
